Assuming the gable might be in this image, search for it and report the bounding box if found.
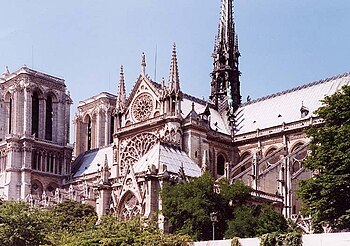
[122,75,162,126]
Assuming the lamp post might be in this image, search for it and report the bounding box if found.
[210,212,218,241]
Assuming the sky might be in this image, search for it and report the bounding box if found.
[1,0,350,141]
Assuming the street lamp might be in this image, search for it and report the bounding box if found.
[210,212,218,240]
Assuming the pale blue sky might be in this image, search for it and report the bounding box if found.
[1,0,350,139]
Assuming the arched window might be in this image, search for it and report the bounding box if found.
[45,95,53,140]
[31,180,44,196]
[9,97,12,134]
[110,115,114,144]
[291,142,307,161]
[32,92,40,137]
[217,154,225,176]
[87,116,92,150]
[265,147,279,164]
[32,151,38,170]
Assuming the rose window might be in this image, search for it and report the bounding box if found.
[132,93,154,121]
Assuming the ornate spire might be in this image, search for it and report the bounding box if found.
[116,65,126,113]
[141,52,146,75]
[211,0,241,117]
[101,154,111,185]
[168,43,180,94]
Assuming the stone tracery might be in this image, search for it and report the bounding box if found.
[119,133,158,175]
[131,93,154,122]
[119,192,141,220]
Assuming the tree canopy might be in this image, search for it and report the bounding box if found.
[0,200,190,246]
[161,172,288,240]
[298,85,350,231]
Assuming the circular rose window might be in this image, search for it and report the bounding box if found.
[131,93,154,121]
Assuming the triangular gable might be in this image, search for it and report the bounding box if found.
[117,164,143,205]
[124,74,161,111]
[121,74,163,125]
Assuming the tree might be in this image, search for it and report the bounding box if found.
[50,200,97,232]
[51,214,191,246]
[161,172,288,240]
[298,85,350,231]
[224,204,288,239]
[0,201,48,246]
[161,172,222,240]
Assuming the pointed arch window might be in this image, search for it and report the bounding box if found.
[217,154,225,176]
[87,116,92,150]
[45,95,53,141]
[8,98,12,134]
[32,92,40,137]
[110,115,114,144]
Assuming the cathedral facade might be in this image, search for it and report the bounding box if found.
[0,0,349,231]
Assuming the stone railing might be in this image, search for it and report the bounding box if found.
[234,117,323,142]
[251,190,284,203]
[116,112,180,134]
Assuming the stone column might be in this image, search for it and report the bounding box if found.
[73,116,81,157]
[52,101,58,143]
[105,111,110,146]
[53,154,56,174]
[91,115,96,149]
[23,87,31,135]
[39,98,46,139]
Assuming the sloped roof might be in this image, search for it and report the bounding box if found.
[235,72,350,135]
[133,142,201,177]
[182,94,230,135]
[72,146,113,178]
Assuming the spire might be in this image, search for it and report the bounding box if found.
[168,43,180,94]
[116,65,126,113]
[211,0,241,127]
[2,66,10,78]
[101,154,111,185]
[141,52,146,75]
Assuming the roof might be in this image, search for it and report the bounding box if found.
[133,142,201,177]
[1,66,65,85]
[182,94,230,135]
[78,92,117,107]
[235,72,350,135]
[72,146,113,178]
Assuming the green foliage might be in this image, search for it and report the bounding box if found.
[162,173,288,240]
[256,205,288,236]
[0,201,48,246]
[51,200,97,232]
[54,215,191,246]
[224,205,288,239]
[161,172,222,240]
[260,232,302,246]
[0,200,190,245]
[298,85,350,231]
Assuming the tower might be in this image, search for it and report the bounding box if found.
[0,66,73,201]
[210,0,241,122]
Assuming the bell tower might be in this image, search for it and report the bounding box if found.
[210,0,241,121]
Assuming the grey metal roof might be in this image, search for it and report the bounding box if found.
[73,146,113,178]
[235,72,350,135]
[182,96,230,135]
[133,142,201,177]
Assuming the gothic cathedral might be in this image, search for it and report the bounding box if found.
[0,0,349,232]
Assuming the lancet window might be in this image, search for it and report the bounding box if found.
[32,92,40,137]
[45,95,53,140]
